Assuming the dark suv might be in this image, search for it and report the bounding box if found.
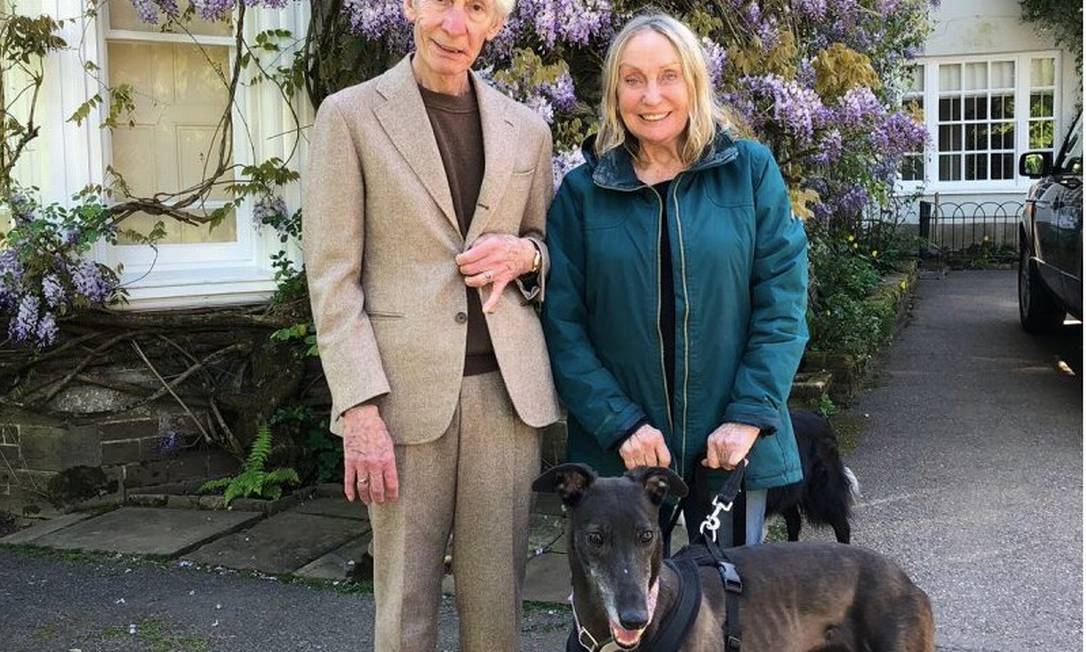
[1018,113,1082,332]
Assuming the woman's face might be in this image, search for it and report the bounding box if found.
[616,30,690,154]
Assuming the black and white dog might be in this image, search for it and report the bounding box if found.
[765,409,860,543]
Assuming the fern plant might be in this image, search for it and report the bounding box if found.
[199,424,300,506]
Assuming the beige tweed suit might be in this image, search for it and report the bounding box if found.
[303,55,561,651]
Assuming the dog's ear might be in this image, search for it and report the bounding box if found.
[531,463,597,508]
[627,466,688,505]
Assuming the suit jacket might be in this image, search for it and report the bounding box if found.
[303,55,562,442]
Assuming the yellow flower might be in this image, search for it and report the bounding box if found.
[847,234,855,242]
[871,250,879,257]
[852,242,858,249]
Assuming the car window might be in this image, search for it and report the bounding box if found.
[1056,114,1082,176]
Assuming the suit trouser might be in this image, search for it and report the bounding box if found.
[368,371,540,652]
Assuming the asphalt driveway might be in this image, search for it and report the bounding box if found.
[837,269,1081,651]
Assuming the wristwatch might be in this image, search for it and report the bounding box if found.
[529,242,542,274]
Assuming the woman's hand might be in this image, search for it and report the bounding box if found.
[702,422,760,470]
[456,234,537,313]
[619,424,672,469]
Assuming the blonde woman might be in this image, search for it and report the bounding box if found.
[542,13,809,547]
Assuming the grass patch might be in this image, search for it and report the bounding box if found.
[103,618,211,652]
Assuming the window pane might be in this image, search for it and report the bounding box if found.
[109,0,233,37]
[964,95,988,120]
[990,153,1014,179]
[901,154,924,181]
[939,154,962,180]
[963,62,986,91]
[965,123,990,151]
[939,64,961,91]
[1031,57,1055,87]
[990,93,1014,119]
[108,40,237,245]
[965,153,988,180]
[939,124,962,151]
[1030,91,1054,118]
[1030,119,1055,149]
[990,61,1014,88]
[939,96,962,121]
[990,122,1015,149]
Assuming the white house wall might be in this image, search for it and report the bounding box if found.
[902,0,1083,212]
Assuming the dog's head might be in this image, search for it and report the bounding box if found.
[532,463,688,648]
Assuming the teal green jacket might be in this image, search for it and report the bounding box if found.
[541,132,808,490]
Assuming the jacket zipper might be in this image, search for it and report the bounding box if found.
[670,173,690,478]
[646,183,675,438]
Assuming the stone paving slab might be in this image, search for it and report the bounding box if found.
[441,552,571,604]
[291,496,369,521]
[522,552,571,604]
[294,532,372,581]
[184,511,363,574]
[0,512,95,545]
[30,507,262,557]
[528,512,566,554]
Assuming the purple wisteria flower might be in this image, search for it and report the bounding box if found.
[835,86,885,128]
[70,260,112,304]
[516,0,613,49]
[738,74,825,146]
[811,128,843,167]
[128,0,180,23]
[34,312,57,348]
[9,295,39,344]
[702,37,728,90]
[540,71,577,112]
[342,0,408,41]
[192,0,235,21]
[41,273,65,309]
[252,195,287,228]
[792,0,828,20]
[553,147,586,189]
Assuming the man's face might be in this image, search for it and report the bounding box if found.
[403,0,505,85]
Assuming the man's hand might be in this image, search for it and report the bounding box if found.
[456,234,537,313]
[702,422,760,470]
[619,424,672,470]
[342,404,399,505]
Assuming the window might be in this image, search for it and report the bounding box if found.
[106,2,237,246]
[937,60,1016,182]
[900,65,924,181]
[899,53,1061,190]
[1028,57,1057,156]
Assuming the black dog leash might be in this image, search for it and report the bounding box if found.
[695,459,747,652]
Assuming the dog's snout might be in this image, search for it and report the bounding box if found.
[618,608,648,631]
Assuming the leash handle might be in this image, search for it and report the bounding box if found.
[696,458,748,542]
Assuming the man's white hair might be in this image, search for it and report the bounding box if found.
[495,0,515,17]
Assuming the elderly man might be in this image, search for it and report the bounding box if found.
[302,0,560,649]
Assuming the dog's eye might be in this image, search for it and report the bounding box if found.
[638,530,654,544]
[586,532,604,547]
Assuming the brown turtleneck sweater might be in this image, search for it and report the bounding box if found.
[418,83,498,376]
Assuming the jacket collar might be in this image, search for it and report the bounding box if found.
[373,55,518,240]
[584,129,740,191]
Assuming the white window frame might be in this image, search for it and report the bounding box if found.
[90,3,279,310]
[895,50,1063,196]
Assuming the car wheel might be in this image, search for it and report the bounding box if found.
[1018,241,1065,332]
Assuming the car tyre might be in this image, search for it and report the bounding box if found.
[1018,240,1065,332]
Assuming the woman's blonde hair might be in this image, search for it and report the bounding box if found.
[595,13,728,166]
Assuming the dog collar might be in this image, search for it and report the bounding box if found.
[569,581,659,652]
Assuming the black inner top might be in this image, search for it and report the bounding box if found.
[655,179,676,407]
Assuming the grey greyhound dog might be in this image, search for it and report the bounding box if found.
[532,463,935,652]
